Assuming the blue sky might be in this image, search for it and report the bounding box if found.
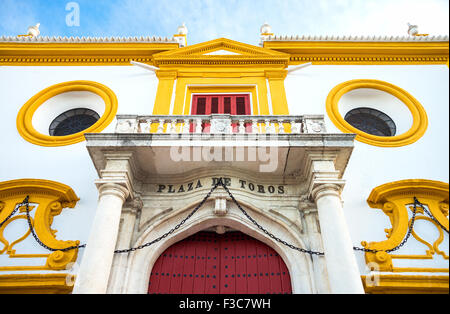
[1,0,448,45]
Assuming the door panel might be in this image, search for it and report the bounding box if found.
[148,231,292,294]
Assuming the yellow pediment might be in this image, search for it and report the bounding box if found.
[152,38,290,67]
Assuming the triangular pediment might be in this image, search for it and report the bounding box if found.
[152,38,290,67]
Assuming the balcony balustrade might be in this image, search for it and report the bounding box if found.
[115,114,326,135]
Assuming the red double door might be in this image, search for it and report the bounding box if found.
[191,94,252,133]
[148,231,292,294]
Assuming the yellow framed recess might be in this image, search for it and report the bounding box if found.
[326,79,428,147]
[16,80,118,147]
[0,179,81,272]
[151,38,290,117]
[362,179,449,273]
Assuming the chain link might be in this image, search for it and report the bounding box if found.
[414,197,449,234]
[0,196,29,229]
[2,183,448,258]
[353,196,422,253]
[114,179,222,254]
[22,198,86,252]
[219,180,325,256]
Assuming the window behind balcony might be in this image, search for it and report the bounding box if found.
[190,94,251,133]
[192,94,251,115]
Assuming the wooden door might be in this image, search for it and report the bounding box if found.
[148,231,292,294]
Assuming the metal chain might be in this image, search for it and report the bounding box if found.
[4,185,448,257]
[414,197,449,234]
[0,196,29,229]
[219,180,325,256]
[23,197,86,252]
[353,197,422,254]
[114,179,222,253]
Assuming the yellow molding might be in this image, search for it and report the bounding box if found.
[152,38,290,68]
[1,39,448,66]
[362,179,449,272]
[362,274,449,294]
[16,80,118,147]
[326,79,428,147]
[0,273,74,294]
[0,179,81,271]
[264,40,449,65]
[0,42,179,66]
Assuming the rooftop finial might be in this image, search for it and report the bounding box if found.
[407,23,428,37]
[177,23,188,35]
[260,22,272,35]
[174,23,188,47]
[259,22,274,46]
[18,23,40,38]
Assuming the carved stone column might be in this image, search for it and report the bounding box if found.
[73,153,135,294]
[307,153,364,294]
[302,208,330,293]
[107,196,142,294]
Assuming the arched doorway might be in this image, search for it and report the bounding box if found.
[148,231,292,294]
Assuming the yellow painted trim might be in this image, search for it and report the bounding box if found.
[326,79,428,147]
[0,179,80,271]
[362,274,449,294]
[362,179,449,272]
[0,273,74,294]
[0,42,179,66]
[265,70,289,115]
[152,73,177,115]
[264,40,449,65]
[1,39,447,66]
[152,38,290,68]
[16,80,118,147]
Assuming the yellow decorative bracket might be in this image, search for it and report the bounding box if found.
[0,179,80,271]
[363,179,449,272]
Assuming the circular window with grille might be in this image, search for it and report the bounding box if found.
[326,79,428,147]
[344,107,396,137]
[49,108,100,136]
[17,80,118,147]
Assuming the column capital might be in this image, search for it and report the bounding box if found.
[95,151,139,200]
[96,182,130,202]
[310,181,345,202]
[123,194,143,214]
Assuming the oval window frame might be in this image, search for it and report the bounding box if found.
[17,80,118,147]
[326,79,428,147]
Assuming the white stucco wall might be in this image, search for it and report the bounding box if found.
[0,65,159,272]
[0,63,448,284]
[285,64,449,273]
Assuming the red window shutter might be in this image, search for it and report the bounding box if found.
[191,94,251,133]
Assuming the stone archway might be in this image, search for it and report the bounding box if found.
[148,231,292,294]
[120,200,316,294]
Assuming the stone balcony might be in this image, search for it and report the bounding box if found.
[85,114,355,188]
[114,114,326,135]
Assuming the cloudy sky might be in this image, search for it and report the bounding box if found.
[0,0,448,45]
